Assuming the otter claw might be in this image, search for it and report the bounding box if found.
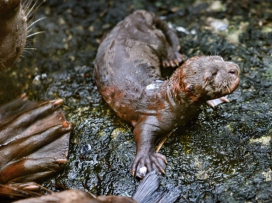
[52,99,64,107]
[161,169,165,174]
[62,121,70,128]
[175,52,183,63]
[162,60,170,68]
[174,59,180,66]
[170,61,175,67]
[163,52,183,68]
[22,184,40,191]
[55,158,68,164]
[20,93,27,99]
[220,96,229,103]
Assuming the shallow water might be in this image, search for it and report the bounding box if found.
[0,0,272,202]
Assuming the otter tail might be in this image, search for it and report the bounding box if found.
[133,171,180,203]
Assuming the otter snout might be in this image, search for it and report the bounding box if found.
[223,61,240,95]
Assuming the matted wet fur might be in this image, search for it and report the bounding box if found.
[0,0,43,71]
[94,10,240,177]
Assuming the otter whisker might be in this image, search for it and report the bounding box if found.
[25,38,35,43]
[24,47,36,50]
[22,0,34,10]
[227,86,231,93]
[0,61,7,70]
[26,0,46,18]
[27,31,44,38]
[23,50,32,54]
[25,0,38,17]
[28,17,46,30]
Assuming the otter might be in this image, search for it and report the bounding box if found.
[94,10,240,177]
[0,0,28,71]
[0,1,74,198]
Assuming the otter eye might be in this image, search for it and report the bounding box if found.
[212,71,217,76]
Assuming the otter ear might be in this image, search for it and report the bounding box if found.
[185,84,194,93]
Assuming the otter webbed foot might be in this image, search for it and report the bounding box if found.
[131,151,167,178]
[0,95,73,197]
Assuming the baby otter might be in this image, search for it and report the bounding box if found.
[94,10,240,177]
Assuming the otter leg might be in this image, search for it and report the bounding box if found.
[131,122,167,177]
[153,16,183,68]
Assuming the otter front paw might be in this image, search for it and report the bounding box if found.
[162,52,183,68]
[131,151,167,178]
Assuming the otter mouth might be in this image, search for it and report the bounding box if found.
[206,77,240,108]
[222,76,240,95]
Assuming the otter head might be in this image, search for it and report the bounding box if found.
[177,56,240,102]
[0,0,27,71]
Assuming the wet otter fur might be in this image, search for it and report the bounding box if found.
[0,0,27,71]
[94,10,240,177]
[0,0,43,71]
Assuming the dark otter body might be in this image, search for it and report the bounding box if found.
[94,10,240,176]
[0,0,27,71]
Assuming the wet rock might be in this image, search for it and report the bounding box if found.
[207,17,228,31]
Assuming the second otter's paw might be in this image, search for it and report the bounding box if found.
[162,52,183,68]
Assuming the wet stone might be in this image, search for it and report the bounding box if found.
[80,144,92,155]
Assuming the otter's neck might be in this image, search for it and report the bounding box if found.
[164,67,202,108]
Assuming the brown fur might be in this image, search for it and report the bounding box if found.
[0,0,27,71]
